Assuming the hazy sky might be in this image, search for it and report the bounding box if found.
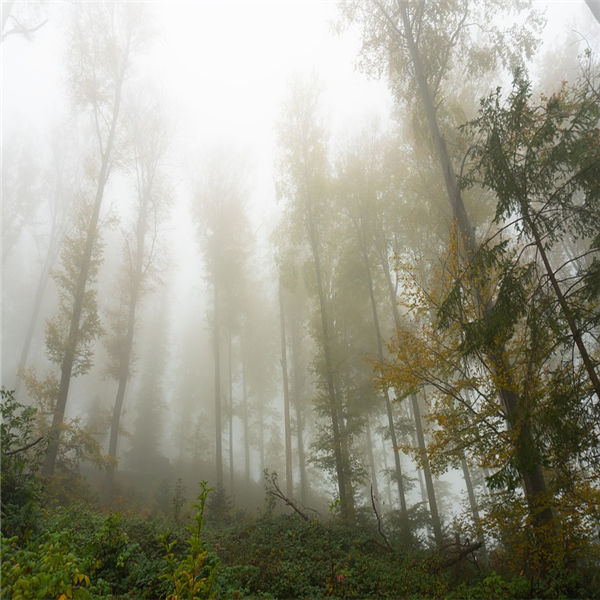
[2,0,598,320]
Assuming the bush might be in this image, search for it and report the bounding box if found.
[0,388,45,539]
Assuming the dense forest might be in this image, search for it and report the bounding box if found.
[2,1,599,598]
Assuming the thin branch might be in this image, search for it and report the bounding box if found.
[3,436,44,456]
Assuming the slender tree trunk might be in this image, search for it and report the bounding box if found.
[527,212,600,398]
[258,403,265,476]
[365,416,380,500]
[290,305,308,505]
[242,348,250,486]
[412,393,443,546]
[338,400,356,518]
[228,331,234,492]
[105,157,152,503]
[213,281,223,491]
[407,400,428,506]
[105,287,138,503]
[279,275,294,499]
[358,219,407,519]
[381,247,440,539]
[306,207,354,522]
[396,1,475,253]
[43,61,125,477]
[461,456,488,561]
[15,210,61,393]
[379,431,394,507]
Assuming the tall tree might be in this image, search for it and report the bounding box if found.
[342,0,554,530]
[41,3,146,477]
[276,77,355,522]
[193,147,252,493]
[334,129,410,525]
[104,100,170,503]
[14,129,79,392]
[278,269,294,498]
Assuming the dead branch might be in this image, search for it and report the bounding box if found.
[266,472,317,521]
[370,484,392,551]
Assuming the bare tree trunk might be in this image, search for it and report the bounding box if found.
[279,275,294,499]
[214,281,223,491]
[228,330,234,493]
[381,247,441,541]
[365,416,380,501]
[412,393,443,545]
[242,347,250,486]
[379,430,394,507]
[290,303,308,505]
[460,457,488,560]
[358,220,407,520]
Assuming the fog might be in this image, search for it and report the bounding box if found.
[2,0,599,533]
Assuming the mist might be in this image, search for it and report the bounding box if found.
[2,2,600,598]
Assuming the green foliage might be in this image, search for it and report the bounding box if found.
[1,530,92,600]
[3,488,599,599]
[0,388,45,539]
[160,481,219,600]
[209,512,452,599]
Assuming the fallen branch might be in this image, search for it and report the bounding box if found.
[265,471,318,521]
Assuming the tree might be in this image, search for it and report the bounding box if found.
[126,290,170,480]
[14,127,80,393]
[339,0,543,254]
[333,127,409,525]
[275,77,356,522]
[381,71,600,573]
[463,70,600,400]
[104,99,170,503]
[39,3,147,477]
[342,0,555,532]
[278,268,294,498]
[193,146,252,493]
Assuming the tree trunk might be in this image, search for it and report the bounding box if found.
[358,218,408,519]
[526,212,600,399]
[15,208,61,393]
[228,330,234,493]
[381,246,440,540]
[242,347,250,486]
[213,281,223,491]
[365,416,380,501]
[279,275,294,499]
[306,206,354,522]
[105,289,138,503]
[460,456,488,561]
[412,393,443,546]
[397,1,475,254]
[290,303,308,505]
[43,60,125,477]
